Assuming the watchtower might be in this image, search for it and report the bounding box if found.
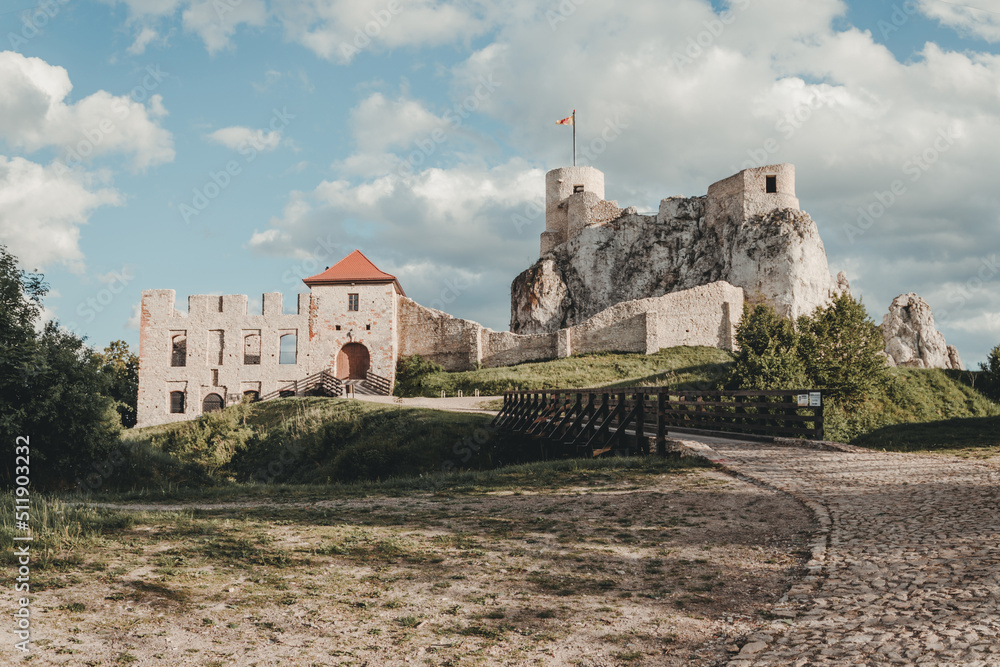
[541,166,605,255]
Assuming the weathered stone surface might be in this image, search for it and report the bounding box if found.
[880,293,963,370]
[512,190,844,334]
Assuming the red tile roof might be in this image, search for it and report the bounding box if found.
[302,250,405,295]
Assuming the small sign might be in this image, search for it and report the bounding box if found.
[797,394,809,407]
[809,392,822,407]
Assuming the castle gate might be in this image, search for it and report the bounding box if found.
[336,342,370,380]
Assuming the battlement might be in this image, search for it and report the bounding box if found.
[140,290,310,319]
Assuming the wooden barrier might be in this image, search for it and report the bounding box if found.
[492,387,823,457]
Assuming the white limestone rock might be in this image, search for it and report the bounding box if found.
[510,202,844,334]
[880,293,964,370]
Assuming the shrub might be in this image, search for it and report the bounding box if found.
[796,292,889,402]
[394,354,445,397]
[727,303,807,390]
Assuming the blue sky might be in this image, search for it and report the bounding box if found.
[2,0,999,367]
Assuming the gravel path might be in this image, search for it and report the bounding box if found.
[678,439,1000,666]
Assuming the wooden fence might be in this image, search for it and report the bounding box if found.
[491,388,824,457]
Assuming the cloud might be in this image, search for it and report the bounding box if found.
[916,0,1000,42]
[207,126,283,152]
[126,302,141,330]
[108,0,266,53]
[0,51,174,170]
[275,0,493,62]
[127,26,162,55]
[349,92,450,153]
[0,156,122,271]
[181,0,267,54]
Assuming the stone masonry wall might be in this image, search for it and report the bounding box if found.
[138,282,399,428]
[396,281,744,372]
[138,290,311,428]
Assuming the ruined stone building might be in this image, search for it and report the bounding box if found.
[136,161,960,427]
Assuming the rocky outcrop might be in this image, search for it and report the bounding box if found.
[511,196,846,334]
[880,293,964,370]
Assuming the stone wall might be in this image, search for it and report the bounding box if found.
[396,281,744,372]
[138,281,400,428]
[397,297,482,371]
[138,290,311,428]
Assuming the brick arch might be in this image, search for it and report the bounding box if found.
[336,343,370,380]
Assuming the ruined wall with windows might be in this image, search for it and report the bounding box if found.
[137,282,398,428]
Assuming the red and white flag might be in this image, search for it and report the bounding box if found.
[556,111,574,125]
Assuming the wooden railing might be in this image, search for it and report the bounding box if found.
[365,370,393,396]
[256,370,343,402]
[492,388,824,457]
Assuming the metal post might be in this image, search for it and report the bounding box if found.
[572,110,577,166]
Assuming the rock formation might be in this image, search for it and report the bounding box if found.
[511,164,847,334]
[880,293,964,370]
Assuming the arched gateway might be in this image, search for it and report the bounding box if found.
[336,342,370,380]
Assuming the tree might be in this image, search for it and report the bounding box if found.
[0,245,121,489]
[979,343,1000,402]
[727,303,808,390]
[96,340,139,428]
[796,292,889,402]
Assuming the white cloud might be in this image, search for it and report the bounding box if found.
[207,126,283,152]
[127,26,162,55]
[917,0,1000,42]
[349,92,449,153]
[275,0,492,62]
[126,302,141,330]
[181,0,268,54]
[0,51,174,170]
[0,156,122,271]
[109,0,265,53]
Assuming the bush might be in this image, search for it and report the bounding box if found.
[727,303,807,390]
[394,354,445,397]
[797,292,889,402]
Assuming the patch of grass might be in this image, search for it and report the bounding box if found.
[850,415,1000,453]
[395,346,734,398]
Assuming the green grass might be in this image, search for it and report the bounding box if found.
[826,368,999,443]
[394,346,735,397]
[851,415,1000,454]
[110,398,505,492]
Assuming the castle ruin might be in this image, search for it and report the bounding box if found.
[137,163,849,427]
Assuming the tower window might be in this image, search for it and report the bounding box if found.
[366,324,371,331]
[765,175,777,193]
[573,184,585,193]
[348,293,359,311]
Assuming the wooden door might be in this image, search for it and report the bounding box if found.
[336,343,370,380]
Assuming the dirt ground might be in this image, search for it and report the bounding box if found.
[11,467,814,666]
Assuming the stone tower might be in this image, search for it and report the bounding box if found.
[541,166,606,255]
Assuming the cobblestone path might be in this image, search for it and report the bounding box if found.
[685,441,1000,666]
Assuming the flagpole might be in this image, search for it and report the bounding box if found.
[572,110,576,166]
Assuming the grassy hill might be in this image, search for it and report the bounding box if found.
[108,398,505,495]
[396,346,736,397]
